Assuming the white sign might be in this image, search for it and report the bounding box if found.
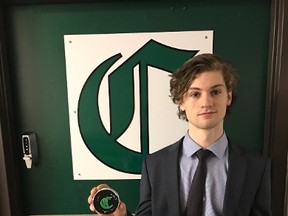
[64,31,213,180]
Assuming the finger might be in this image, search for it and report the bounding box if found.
[88,187,99,205]
[88,187,97,204]
[96,183,110,190]
[87,193,94,205]
[117,202,127,215]
[119,202,126,209]
[90,184,109,195]
[89,202,96,212]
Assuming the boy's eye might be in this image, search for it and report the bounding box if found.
[191,92,201,98]
[211,89,222,95]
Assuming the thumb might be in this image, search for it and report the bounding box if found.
[115,201,127,216]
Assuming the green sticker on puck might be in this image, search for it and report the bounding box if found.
[93,188,120,214]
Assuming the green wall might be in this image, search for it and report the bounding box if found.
[6,1,270,214]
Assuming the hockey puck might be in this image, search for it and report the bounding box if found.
[93,188,120,214]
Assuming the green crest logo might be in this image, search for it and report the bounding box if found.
[100,196,113,209]
[78,39,198,174]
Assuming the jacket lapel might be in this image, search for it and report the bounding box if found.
[222,143,247,216]
[165,139,183,216]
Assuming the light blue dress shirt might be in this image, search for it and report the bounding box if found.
[179,132,229,215]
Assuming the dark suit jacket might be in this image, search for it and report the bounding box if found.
[133,138,272,216]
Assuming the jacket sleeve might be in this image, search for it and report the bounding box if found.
[250,159,272,216]
[134,156,152,216]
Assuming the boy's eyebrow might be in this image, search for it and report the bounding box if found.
[188,84,226,91]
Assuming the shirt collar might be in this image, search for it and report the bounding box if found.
[182,132,228,159]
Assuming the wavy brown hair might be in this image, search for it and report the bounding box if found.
[170,53,238,121]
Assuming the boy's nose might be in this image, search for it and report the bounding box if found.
[201,94,213,108]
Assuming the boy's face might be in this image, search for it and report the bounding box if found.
[179,71,232,132]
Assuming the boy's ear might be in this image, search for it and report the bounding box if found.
[179,101,185,111]
[227,91,232,106]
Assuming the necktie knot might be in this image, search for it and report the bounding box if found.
[196,149,211,162]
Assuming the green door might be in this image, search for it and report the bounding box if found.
[6,1,270,214]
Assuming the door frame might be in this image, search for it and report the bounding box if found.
[0,0,287,215]
[264,0,288,215]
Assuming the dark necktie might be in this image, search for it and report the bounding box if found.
[186,149,211,216]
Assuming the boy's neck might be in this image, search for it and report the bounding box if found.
[188,127,224,148]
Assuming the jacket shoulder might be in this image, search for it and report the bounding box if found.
[228,140,269,164]
[145,137,184,159]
